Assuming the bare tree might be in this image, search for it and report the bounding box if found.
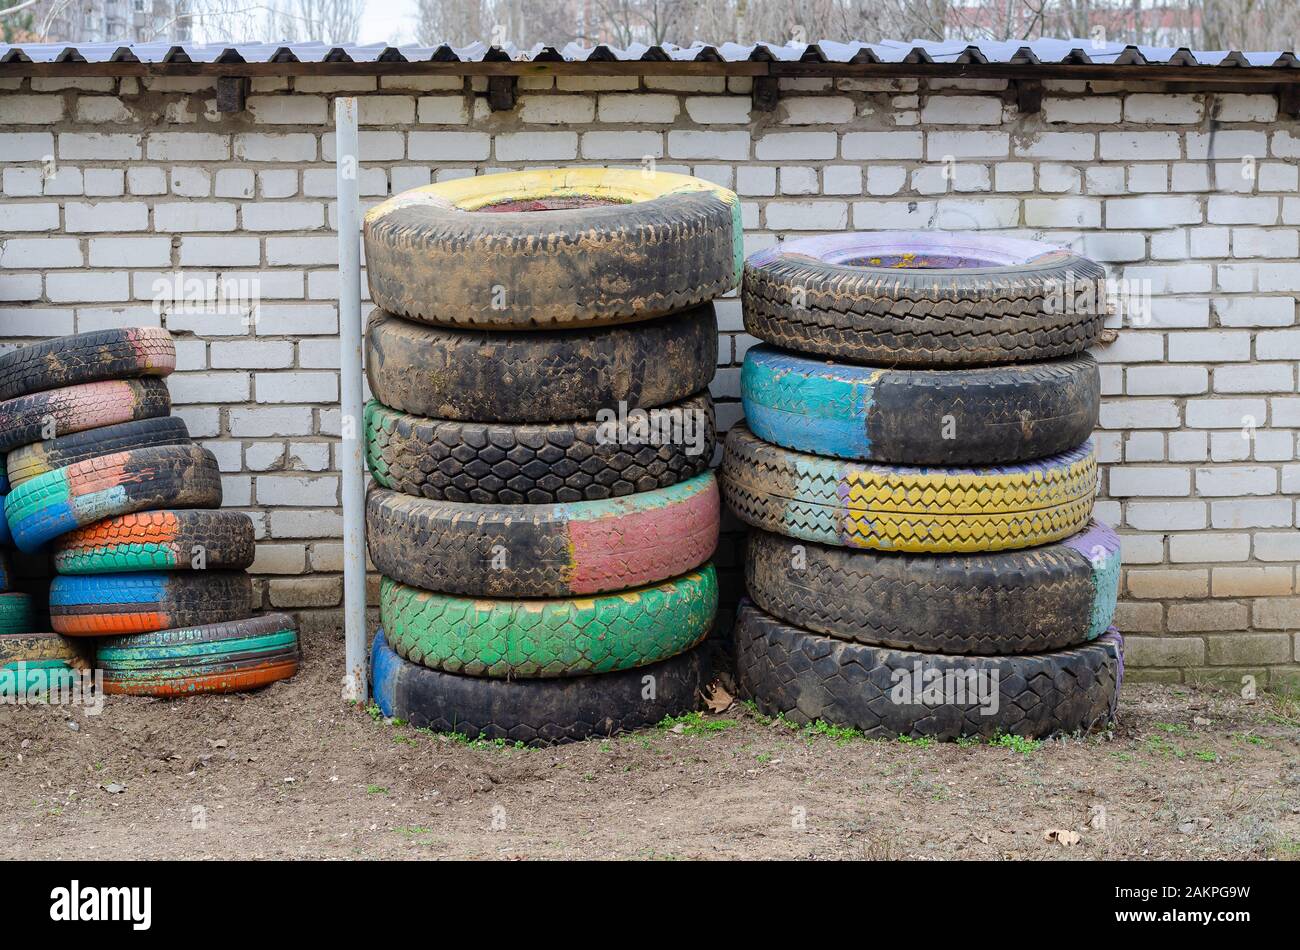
[268,0,363,42]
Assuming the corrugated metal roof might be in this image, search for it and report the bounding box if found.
[1,37,1297,68]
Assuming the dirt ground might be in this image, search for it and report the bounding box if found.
[1,625,1297,860]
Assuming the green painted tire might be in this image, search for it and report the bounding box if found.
[380,564,717,678]
[0,593,33,635]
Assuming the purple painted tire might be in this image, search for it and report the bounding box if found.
[743,231,1106,367]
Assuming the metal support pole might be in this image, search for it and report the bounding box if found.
[336,97,367,702]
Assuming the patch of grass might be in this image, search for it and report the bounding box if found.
[365,703,383,722]
[954,736,980,748]
[991,733,1042,755]
[896,735,935,749]
[367,785,388,794]
[657,711,736,737]
[395,825,433,837]
[1193,750,1218,763]
[755,751,773,763]
[1112,751,1134,762]
[1230,731,1268,747]
[802,720,864,745]
[1271,838,1300,860]
[393,735,415,746]
[440,731,526,750]
[1145,735,1185,758]
[1155,721,1191,737]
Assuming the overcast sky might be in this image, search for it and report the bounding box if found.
[358,0,420,44]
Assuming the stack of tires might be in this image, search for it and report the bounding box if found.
[0,328,300,697]
[722,233,1125,740]
[363,168,741,744]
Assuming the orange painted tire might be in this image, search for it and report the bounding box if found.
[53,509,255,574]
[104,659,299,696]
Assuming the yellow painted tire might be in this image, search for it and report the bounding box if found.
[721,424,1096,553]
[364,168,742,329]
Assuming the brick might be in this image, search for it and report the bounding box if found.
[228,407,314,437]
[241,202,324,231]
[842,131,923,159]
[1024,197,1099,228]
[267,510,343,539]
[1166,601,1247,632]
[249,544,307,575]
[925,131,1008,159]
[1125,94,1203,123]
[211,340,294,369]
[684,97,752,124]
[0,94,64,124]
[1214,364,1294,393]
[1210,498,1292,529]
[59,133,142,160]
[598,94,678,123]
[1126,501,1206,531]
[246,95,327,124]
[519,95,595,124]
[1214,94,1277,123]
[1043,97,1121,123]
[1109,467,1190,497]
[179,237,260,267]
[0,132,54,160]
[494,132,578,162]
[667,131,749,160]
[46,272,129,302]
[1127,568,1208,598]
[765,202,847,231]
[79,168,124,197]
[233,133,315,162]
[157,202,239,232]
[1105,196,1201,228]
[257,475,339,507]
[920,95,1001,124]
[1169,532,1250,562]
[269,577,342,608]
[405,131,488,160]
[356,96,415,125]
[1208,196,1277,225]
[0,238,83,268]
[1126,366,1206,395]
[255,372,337,403]
[580,132,662,160]
[1205,633,1291,665]
[1168,331,1250,362]
[1211,567,1292,597]
[0,307,74,336]
[755,132,836,161]
[1185,398,1266,428]
[1253,597,1300,629]
[416,96,469,124]
[65,201,148,232]
[781,97,855,125]
[1124,636,1205,667]
[167,371,251,404]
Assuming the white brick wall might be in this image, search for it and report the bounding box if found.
[1,74,1298,678]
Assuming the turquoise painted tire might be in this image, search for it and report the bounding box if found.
[741,345,1099,465]
[0,592,33,635]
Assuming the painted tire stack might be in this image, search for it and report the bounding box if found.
[364,168,742,744]
[0,328,300,696]
[722,232,1125,740]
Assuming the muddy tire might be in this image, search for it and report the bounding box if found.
[735,601,1122,740]
[50,570,254,636]
[0,327,175,402]
[364,168,741,329]
[742,345,1099,464]
[366,394,714,504]
[722,424,1096,553]
[368,473,718,598]
[0,630,88,667]
[53,509,255,575]
[0,592,33,635]
[0,377,172,455]
[743,232,1105,367]
[0,550,9,591]
[7,415,189,488]
[372,629,707,744]
[745,520,1120,655]
[98,613,299,696]
[366,305,717,422]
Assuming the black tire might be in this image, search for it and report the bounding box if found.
[372,629,707,745]
[742,345,1099,464]
[52,509,256,574]
[745,520,1120,655]
[363,169,740,329]
[734,601,1122,740]
[742,235,1105,367]
[0,550,10,592]
[0,327,175,402]
[367,473,719,597]
[366,306,717,423]
[0,377,172,455]
[49,571,254,636]
[366,394,714,503]
[6,416,189,488]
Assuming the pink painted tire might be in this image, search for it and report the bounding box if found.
[366,472,720,597]
[0,327,175,403]
[0,378,172,455]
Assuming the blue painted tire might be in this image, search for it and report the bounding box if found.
[371,629,706,745]
[49,571,253,636]
[741,344,1099,465]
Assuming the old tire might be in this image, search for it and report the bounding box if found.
[0,326,175,403]
[0,378,173,455]
[721,424,1096,553]
[743,232,1105,367]
[0,592,33,634]
[372,629,707,744]
[745,520,1120,655]
[50,571,253,636]
[366,394,714,503]
[380,565,716,677]
[366,305,717,422]
[368,473,719,597]
[742,345,1100,464]
[364,168,741,329]
[0,550,10,591]
[4,444,222,552]
[98,614,299,696]
[0,630,87,667]
[52,509,255,575]
[7,415,189,488]
[735,601,1122,740]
